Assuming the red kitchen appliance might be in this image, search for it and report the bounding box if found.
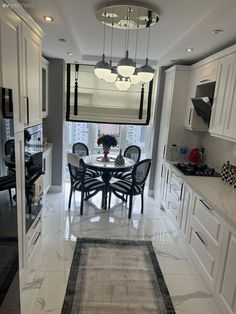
[188,148,203,164]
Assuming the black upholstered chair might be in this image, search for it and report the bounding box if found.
[4,139,15,156]
[113,145,141,180]
[67,153,105,215]
[72,142,100,178]
[109,159,151,219]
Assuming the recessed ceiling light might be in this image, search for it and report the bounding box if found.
[186,48,193,53]
[212,29,224,35]
[59,38,67,43]
[67,52,73,56]
[44,16,54,22]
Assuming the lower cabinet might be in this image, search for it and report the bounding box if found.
[187,194,224,292]
[215,224,236,314]
[159,164,236,313]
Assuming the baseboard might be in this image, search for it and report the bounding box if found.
[49,185,63,192]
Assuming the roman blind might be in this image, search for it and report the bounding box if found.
[66,64,156,125]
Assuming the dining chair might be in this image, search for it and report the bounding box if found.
[72,142,100,178]
[67,153,105,215]
[109,159,151,219]
[113,145,141,180]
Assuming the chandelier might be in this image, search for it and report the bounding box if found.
[94,3,159,91]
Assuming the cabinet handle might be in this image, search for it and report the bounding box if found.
[188,108,192,125]
[200,79,210,83]
[200,199,213,211]
[180,183,183,201]
[161,164,163,177]
[195,231,207,246]
[163,145,166,159]
[26,97,29,125]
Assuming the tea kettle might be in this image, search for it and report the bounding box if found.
[188,148,204,164]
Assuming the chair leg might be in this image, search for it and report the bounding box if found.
[128,194,133,219]
[80,191,84,216]
[108,190,111,209]
[68,187,73,210]
[141,191,144,214]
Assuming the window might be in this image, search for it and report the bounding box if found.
[64,122,149,181]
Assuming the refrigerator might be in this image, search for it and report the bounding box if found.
[0,87,43,312]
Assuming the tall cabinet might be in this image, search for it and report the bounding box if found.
[154,66,189,200]
[0,1,43,312]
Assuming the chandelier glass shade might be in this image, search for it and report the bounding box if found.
[117,51,136,77]
[115,75,131,91]
[94,3,159,90]
[105,66,118,83]
[138,58,155,83]
[94,54,111,79]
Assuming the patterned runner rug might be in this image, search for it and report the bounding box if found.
[62,238,175,314]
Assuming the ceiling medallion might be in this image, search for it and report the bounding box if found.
[94,2,159,90]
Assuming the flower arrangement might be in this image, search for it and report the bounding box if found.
[97,134,117,148]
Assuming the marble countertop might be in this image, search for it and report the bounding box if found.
[166,161,236,230]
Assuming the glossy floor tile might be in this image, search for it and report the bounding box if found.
[21,184,221,314]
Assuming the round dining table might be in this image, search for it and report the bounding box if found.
[82,154,135,209]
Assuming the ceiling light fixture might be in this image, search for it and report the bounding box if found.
[59,38,67,43]
[94,11,111,80]
[95,3,159,90]
[44,16,54,22]
[67,52,73,56]
[186,48,194,52]
[212,29,224,35]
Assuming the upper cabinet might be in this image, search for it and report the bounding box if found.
[21,22,42,127]
[184,60,218,132]
[209,53,236,142]
[0,6,23,133]
[42,57,49,118]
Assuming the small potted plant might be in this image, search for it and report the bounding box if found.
[97,134,117,162]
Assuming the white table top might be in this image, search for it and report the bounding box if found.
[83,154,135,170]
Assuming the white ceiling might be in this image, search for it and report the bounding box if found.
[20,0,236,67]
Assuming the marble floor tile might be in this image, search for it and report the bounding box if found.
[21,184,221,314]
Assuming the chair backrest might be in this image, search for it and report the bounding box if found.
[4,139,15,156]
[132,159,151,186]
[67,153,86,182]
[124,145,141,163]
[72,142,89,157]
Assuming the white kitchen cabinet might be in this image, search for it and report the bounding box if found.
[184,68,208,131]
[0,7,24,132]
[209,53,236,138]
[21,21,42,127]
[42,57,49,118]
[154,66,189,200]
[215,224,236,314]
[223,55,236,140]
[43,145,52,194]
[179,183,192,239]
[159,163,169,209]
[187,194,225,292]
[197,60,218,85]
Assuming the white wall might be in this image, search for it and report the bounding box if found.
[200,133,236,171]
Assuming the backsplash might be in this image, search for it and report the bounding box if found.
[200,133,236,171]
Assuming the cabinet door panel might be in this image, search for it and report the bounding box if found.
[216,228,236,314]
[22,23,42,127]
[223,58,236,140]
[0,8,23,132]
[179,184,191,236]
[209,54,235,135]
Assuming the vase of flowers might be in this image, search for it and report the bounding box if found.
[97,134,117,162]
